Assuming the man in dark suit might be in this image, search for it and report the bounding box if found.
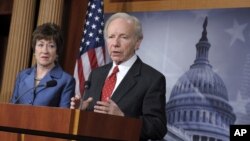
[71,12,167,140]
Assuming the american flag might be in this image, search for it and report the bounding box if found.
[74,0,105,96]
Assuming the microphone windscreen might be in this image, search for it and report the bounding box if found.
[84,81,91,89]
[46,80,57,87]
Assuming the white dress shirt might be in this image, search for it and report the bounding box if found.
[108,54,137,96]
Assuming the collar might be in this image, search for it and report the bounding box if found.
[31,63,63,79]
[112,54,137,72]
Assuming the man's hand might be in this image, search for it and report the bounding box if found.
[70,95,81,109]
[80,97,93,110]
[70,95,93,110]
[94,98,124,116]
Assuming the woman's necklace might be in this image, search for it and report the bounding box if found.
[35,77,42,81]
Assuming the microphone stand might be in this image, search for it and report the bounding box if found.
[31,87,36,105]
[79,97,84,110]
[12,80,57,104]
[79,81,90,110]
[13,84,44,104]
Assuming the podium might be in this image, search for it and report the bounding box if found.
[0,103,142,141]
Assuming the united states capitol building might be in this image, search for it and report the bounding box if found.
[165,18,236,141]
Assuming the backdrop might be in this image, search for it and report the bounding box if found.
[106,8,250,140]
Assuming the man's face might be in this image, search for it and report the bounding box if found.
[106,18,141,65]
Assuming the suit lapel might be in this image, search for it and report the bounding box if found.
[24,70,35,90]
[111,58,142,103]
[35,75,51,94]
[17,68,36,103]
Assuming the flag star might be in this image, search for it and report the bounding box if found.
[86,41,90,46]
[83,29,87,34]
[86,21,90,26]
[88,12,93,17]
[98,29,102,34]
[80,46,83,51]
[89,32,94,37]
[95,16,100,21]
[225,20,248,46]
[230,90,249,114]
[91,4,96,9]
[98,8,102,13]
[81,38,84,43]
[96,37,100,42]
[91,24,97,29]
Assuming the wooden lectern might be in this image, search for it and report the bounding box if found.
[0,103,142,141]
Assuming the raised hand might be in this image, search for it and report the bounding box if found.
[94,98,124,116]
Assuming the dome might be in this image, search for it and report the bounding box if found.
[170,65,228,101]
[165,17,235,141]
[170,17,228,101]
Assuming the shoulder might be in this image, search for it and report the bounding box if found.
[19,67,33,74]
[61,70,74,79]
[17,67,34,78]
[137,60,166,91]
[141,63,166,86]
[136,57,165,78]
[142,62,164,76]
[50,64,74,80]
[92,63,112,73]
[86,63,112,80]
[60,71,75,86]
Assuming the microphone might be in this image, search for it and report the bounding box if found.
[12,80,57,104]
[45,80,57,87]
[79,81,91,109]
[84,81,91,89]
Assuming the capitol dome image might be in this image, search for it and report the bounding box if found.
[165,17,236,141]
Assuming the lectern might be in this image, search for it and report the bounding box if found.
[0,103,142,141]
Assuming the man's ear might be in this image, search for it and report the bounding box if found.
[135,39,142,50]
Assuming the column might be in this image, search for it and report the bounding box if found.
[0,0,36,102]
[37,0,64,25]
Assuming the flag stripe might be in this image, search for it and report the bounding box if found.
[96,46,105,66]
[88,48,98,69]
[77,58,85,94]
[82,53,91,80]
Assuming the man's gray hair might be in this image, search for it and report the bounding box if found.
[104,12,143,41]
